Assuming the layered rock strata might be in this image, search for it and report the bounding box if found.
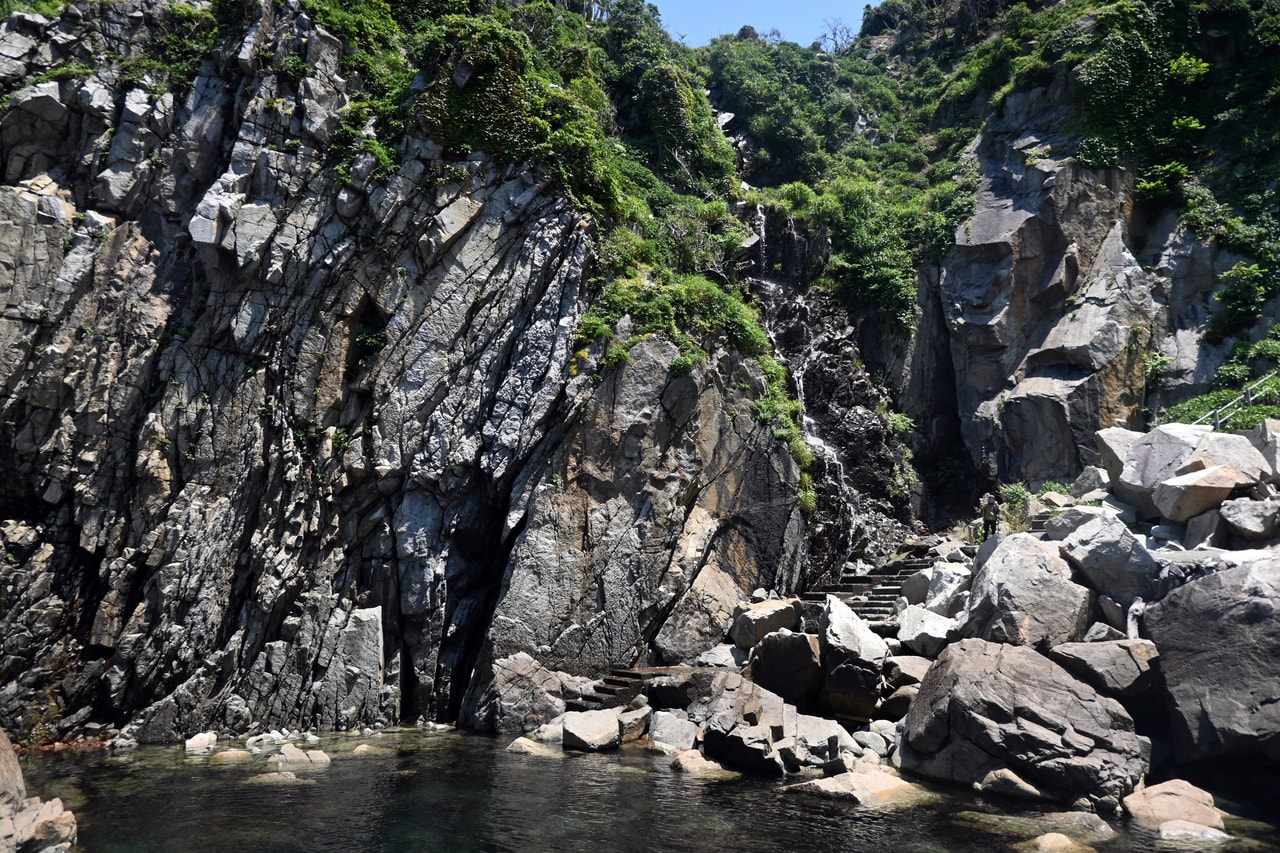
[0,2,804,742]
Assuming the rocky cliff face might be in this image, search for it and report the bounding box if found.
[0,2,804,742]
[898,71,1241,486]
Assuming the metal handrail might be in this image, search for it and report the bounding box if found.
[1191,368,1280,428]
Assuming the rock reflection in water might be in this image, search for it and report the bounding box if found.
[18,730,1280,852]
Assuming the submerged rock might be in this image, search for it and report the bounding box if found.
[785,765,939,809]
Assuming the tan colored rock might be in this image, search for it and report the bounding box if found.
[1123,778,1224,830]
[209,749,252,764]
[670,749,735,777]
[1152,465,1253,523]
[505,737,563,758]
[1011,832,1095,853]
[729,598,800,649]
[785,766,940,809]
[1157,819,1230,841]
[351,744,394,757]
[245,771,313,785]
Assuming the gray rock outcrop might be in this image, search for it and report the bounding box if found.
[963,533,1091,650]
[1143,560,1280,763]
[0,2,807,741]
[897,639,1148,811]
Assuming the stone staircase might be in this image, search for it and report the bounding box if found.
[565,666,701,712]
[565,669,646,711]
[801,555,935,623]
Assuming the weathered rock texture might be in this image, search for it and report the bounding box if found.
[898,639,1148,810]
[1144,560,1280,764]
[891,67,1240,487]
[0,3,804,741]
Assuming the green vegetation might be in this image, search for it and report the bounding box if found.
[1164,322,1280,428]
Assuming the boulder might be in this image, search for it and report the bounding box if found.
[1184,508,1229,549]
[184,731,217,752]
[463,653,591,734]
[1183,432,1271,481]
[1071,465,1110,498]
[670,749,735,777]
[1241,418,1280,479]
[1115,424,1213,518]
[884,655,932,688]
[1082,622,1126,642]
[562,709,622,752]
[1218,497,1280,540]
[923,565,971,616]
[1057,513,1161,605]
[900,569,933,605]
[0,728,24,811]
[1143,560,1280,763]
[750,630,822,711]
[1152,465,1253,523]
[506,737,563,758]
[729,598,800,649]
[876,685,917,722]
[963,533,1091,650]
[1011,833,1096,853]
[794,713,857,764]
[897,605,958,658]
[818,596,887,719]
[647,710,697,754]
[1048,640,1158,696]
[617,706,652,743]
[897,639,1148,811]
[687,672,792,774]
[692,643,748,668]
[784,766,940,809]
[1095,427,1144,486]
[1122,778,1225,830]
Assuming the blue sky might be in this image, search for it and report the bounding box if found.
[652,1,861,47]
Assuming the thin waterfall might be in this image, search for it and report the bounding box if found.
[747,205,888,586]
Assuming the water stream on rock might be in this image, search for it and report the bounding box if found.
[746,204,917,585]
[21,730,1280,852]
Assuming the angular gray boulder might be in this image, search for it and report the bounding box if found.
[818,596,888,719]
[1115,424,1212,518]
[1056,513,1161,605]
[1048,640,1158,696]
[1144,559,1280,763]
[1242,418,1280,479]
[963,533,1091,650]
[687,672,793,774]
[897,639,1148,811]
[1218,497,1280,541]
[749,630,822,711]
[897,605,958,658]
